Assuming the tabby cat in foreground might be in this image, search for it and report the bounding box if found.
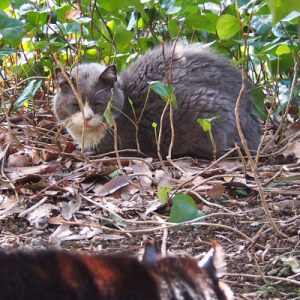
[0,242,233,300]
[53,43,261,158]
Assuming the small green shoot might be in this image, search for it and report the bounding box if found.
[197,116,219,160]
[128,98,137,119]
[152,122,158,142]
[157,185,171,205]
[169,194,205,224]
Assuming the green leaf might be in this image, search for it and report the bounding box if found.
[169,194,205,223]
[168,19,179,38]
[0,0,10,9]
[275,44,291,56]
[26,11,48,27]
[250,87,267,120]
[14,80,42,111]
[251,15,272,35]
[216,14,240,40]
[0,11,24,47]
[197,118,211,132]
[127,0,149,22]
[97,0,149,22]
[114,27,134,50]
[149,81,177,108]
[0,46,16,59]
[157,185,171,205]
[186,13,216,33]
[197,116,219,132]
[266,0,300,24]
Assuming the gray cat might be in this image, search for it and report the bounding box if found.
[53,43,261,158]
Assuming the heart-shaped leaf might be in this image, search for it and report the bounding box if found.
[169,194,205,223]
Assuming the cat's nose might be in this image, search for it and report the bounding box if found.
[84,115,93,121]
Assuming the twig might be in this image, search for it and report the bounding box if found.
[226,272,300,286]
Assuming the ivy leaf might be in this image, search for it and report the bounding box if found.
[0,10,24,47]
[14,80,42,111]
[169,194,205,224]
[250,87,267,120]
[186,13,217,33]
[266,0,300,24]
[216,14,240,40]
[157,185,171,205]
[197,116,219,132]
[149,81,178,109]
[26,11,48,27]
[0,0,10,9]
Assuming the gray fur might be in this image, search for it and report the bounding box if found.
[53,43,261,158]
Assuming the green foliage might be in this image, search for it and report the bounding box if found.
[0,11,24,46]
[14,80,42,111]
[266,0,300,24]
[197,116,219,133]
[157,185,171,205]
[197,116,219,159]
[169,194,205,224]
[149,81,177,109]
[0,0,299,121]
[216,14,240,40]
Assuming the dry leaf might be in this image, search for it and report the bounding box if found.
[7,152,32,167]
[131,160,152,189]
[95,175,130,197]
[223,176,233,182]
[41,149,59,162]
[282,140,300,159]
[207,184,226,199]
[26,203,55,229]
[4,163,60,181]
[61,198,81,221]
[49,224,73,245]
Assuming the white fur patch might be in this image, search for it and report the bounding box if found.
[65,104,107,149]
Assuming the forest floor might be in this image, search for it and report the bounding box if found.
[0,95,299,300]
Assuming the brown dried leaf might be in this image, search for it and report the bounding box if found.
[7,152,32,167]
[4,163,60,181]
[282,140,300,159]
[207,184,226,199]
[41,150,59,162]
[131,160,152,189]
[95,175,130,197]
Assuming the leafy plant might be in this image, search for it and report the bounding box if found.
[0,0,299,137]
[14,80,42,111]
[149,81,177,109]
[169,194,205,224]
[157,185,171,205]
[197,116,219,160]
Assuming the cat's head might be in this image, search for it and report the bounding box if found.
[143,241,234,300]
[53,63,124,149]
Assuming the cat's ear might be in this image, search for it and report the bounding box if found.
[142,240,160,264]
[55,68,71,90]
[198,241,226,278]
[99,65,117,86]
[198,241,234,300]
